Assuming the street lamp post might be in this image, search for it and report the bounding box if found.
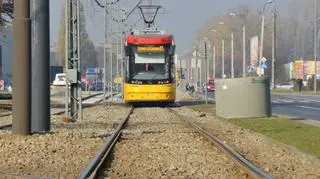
[259,0,273,76]
[219,22,234,78]
[230,12,247,78]
[315,0,318,93]
[222,39,225,78]
[103,3,107,101]
[212,29,225,78]
[213,45,216,78]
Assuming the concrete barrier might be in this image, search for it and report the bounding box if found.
[215,77,271,119]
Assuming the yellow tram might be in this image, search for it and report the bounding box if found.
[124,34,176,104]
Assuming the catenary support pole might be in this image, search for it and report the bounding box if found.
[315,0,318,93]
[222,39,225,78]
[31,0,50,132]
[243,24,246,77]
[231,32,234,78]
[205,42,208,104]
[271,3,277,89]
[213,45,216,78]
[103,4,107,101]
[12,0,32,135]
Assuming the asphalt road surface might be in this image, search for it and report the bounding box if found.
[199,90,320,121]
[272,93,320,121]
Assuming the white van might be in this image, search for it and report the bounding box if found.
[52,73,67,86]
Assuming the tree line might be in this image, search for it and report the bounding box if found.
[191,1,320,82]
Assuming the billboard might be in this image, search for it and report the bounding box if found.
[250,36,259,67]
[294,61,304,79]
[303,61,320,75]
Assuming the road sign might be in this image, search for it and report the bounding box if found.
[114,77,123,84]
[261,57,267,62]
[261,61,268,69]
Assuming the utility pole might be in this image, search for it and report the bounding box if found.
[31,0,50,133]
[213,45,216,78]
[259,0,273,76]
[103,1,107,101]
[116,5,120,95]
[243,24,246,77]
[194,48,198,100]
[222,39,225,78]
[259,12,265,76]
[231,32,234,78]
[315,0,318,93]
[64,1,69,117]
[65,0,81,121]
[12,0,31,135]
[205,41,208,104]
[110,5,114,101]
[271,3,277,89]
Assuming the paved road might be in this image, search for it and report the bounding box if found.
[197,90,320,121]
[271,93,320,121]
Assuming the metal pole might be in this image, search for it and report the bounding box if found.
[194,48,198,100]
[12,0,31,135]
[222,39,225,78]
[116,6,120,94]
[315,0,318,93]
[103,4,107,101]
[199,54,202,87]
[77,0,82,120]
[259,14,265,76]
[31,0,50,132]
[272,3,276,89]
[120,31,124,96]
[205,42,208,104]
[64,1,69,116]
[110,5,114,101]
[243,24,246,77]
[231,32,234,78]
[213,45,216,78]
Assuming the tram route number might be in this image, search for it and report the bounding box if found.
[137,46,164,52]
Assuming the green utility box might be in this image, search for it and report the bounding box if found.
[215,77,271,119]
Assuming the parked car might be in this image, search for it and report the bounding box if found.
[275,82,294,90]
[52,73,67,86]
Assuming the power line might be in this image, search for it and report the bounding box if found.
[93,0,120,8]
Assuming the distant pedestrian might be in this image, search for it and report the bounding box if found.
[186,83,190,91]
[297,79,303,92]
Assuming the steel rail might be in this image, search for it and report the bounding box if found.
[0,124,12,130]
[78,107,134,179]
[169,108,273,179]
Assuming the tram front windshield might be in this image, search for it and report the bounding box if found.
[130,51,170,81]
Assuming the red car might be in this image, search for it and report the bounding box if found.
[207,78,215,92]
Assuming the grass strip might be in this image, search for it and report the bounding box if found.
[187,105,320,158]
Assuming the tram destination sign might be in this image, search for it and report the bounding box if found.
[137,46,164,53]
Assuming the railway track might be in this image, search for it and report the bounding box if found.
[78,107,134,179]
[79,106,273,178]
[168,108,273,179]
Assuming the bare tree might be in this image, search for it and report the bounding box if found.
[0,0,13,28]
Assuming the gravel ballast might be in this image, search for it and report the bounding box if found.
[106,107,252,178]
[0,104,132,178]
[176,90,320,179]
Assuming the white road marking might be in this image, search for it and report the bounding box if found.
[297,105,320,111]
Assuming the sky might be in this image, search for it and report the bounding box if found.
[49,0,296,54]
